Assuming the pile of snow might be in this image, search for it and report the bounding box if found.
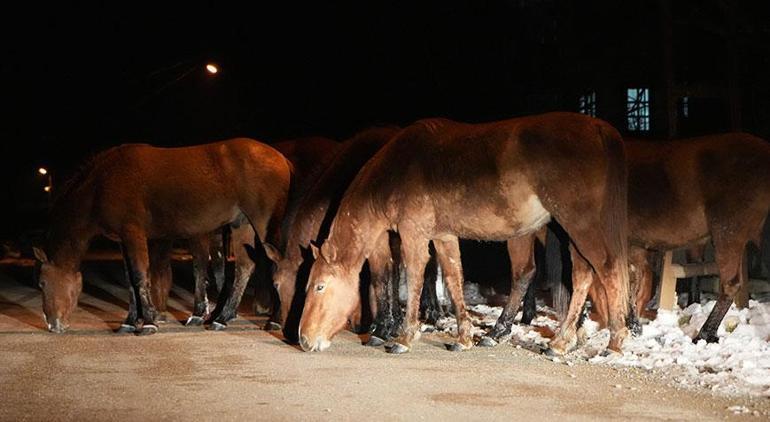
[588,299,770,397]
[424,297,770,397]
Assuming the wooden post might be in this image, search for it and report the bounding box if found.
[734,252,750,309]
[659,250,677,310]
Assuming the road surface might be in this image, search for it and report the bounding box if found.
[0,260,767,420]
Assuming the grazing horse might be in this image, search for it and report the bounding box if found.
[298,112,630,355]
[146,137,339,327]
[33,139,291,334]
[590,133,770,342]
[262,127,400,341]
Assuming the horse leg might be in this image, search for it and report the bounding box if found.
[694,245,745,343]
[521,280,537,325]
[432,236,473,351]
[122,229,159,335]
[210,225,256,330]
[479,234,536,347]
[211,227,229,295]
[387,234,430,354]
[626,246,653,336]
[367,232,397,346]
[419,247,443,325]
[185,235,211,326]
[685,245,705,306]
[117,244,140,334]
[148,240,173,324]
[547,245,595,356]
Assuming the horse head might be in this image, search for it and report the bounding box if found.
[298,242,359,352]
[33,247,82,333]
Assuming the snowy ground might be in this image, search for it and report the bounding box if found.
[424,283,770,400]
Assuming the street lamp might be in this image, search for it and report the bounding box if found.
[205,63,219,75]
[37,167,52,204]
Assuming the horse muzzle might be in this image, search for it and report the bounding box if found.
[299,335,330,352]
[47,318,68,334]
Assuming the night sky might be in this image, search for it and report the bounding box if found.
[2,1,770,238]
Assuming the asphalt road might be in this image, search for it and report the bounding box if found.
[1,260,768,421]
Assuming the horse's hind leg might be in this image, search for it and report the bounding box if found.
[694,244,745,343]
[433,235,473,351]
[185,235,211,326]
[547,245,594,356]
[480,234,536,347]
[210,225,256,330]
[122,229,160,335]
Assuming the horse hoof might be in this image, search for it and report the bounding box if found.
[629,322,642,337]
[445,342,470,352]
[693,334,719,344]
[385,343,410,354]
[210,321,227,331]
[156,314,168,324]
[185,316,205,326]
[366,336,386,347]
[543,347,564,358]
[138,324,158,336]
[266,321,282,331]
[600,348,622,358]
[117,324,136,334]
[478,336,499,347]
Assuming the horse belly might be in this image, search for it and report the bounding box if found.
[148,204,242,238]
[442,193,551,241]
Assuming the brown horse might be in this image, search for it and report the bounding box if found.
[591,133,770,342]
[298,112,630,355]
[263,127,399,341]
[146,137,339,328]
[33,139,291,334]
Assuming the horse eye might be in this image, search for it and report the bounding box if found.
[315,284,326,293]
[38,279,46,289]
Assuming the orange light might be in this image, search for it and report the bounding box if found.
[38,167,48,175]
[43,186,51,193]
[206,63,219,74]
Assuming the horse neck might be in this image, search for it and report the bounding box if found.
[326,201,388,272]
[49,187,96,272]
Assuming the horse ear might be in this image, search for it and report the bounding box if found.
[33,247,48,263]
[320,242,337,263]
[310,243,320,260]
[262,242,282,263]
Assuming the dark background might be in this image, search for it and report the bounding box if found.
[2,0,769,240]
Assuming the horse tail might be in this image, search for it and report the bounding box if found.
[598,122,630,321]
[761,209,770,279]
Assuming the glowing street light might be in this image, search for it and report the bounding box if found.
[38,167,48,175]
[205,63,219,75]
[43,186,51,193]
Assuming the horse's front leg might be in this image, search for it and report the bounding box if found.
[117,244,139,334]
[186,235,211,326]
[209,226,256,330]
[122,229,159,335]
[419,249,444,325]
[366,232,398,346]
[387,233,430,354]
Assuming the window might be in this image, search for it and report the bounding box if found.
[579,91,596,117]
[681,96,689,118]
[626,88,650,131]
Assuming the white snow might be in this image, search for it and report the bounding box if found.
[424,294,770,398]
